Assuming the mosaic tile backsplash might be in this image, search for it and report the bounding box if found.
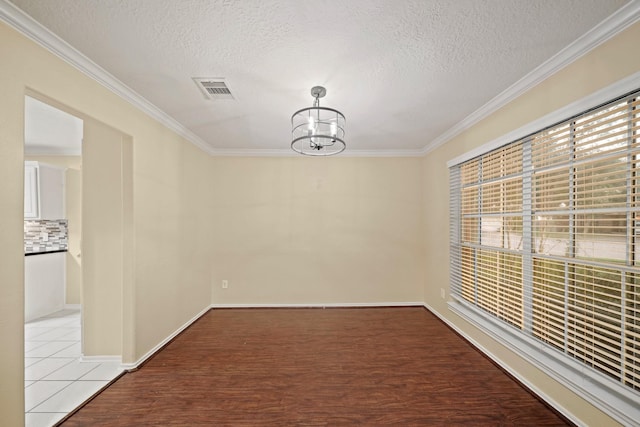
[24,219,68,253]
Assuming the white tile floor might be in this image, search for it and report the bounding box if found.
[25,309,123,427]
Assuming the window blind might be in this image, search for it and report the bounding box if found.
[450,90,640,403]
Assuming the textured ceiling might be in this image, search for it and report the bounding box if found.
[9,0,630,154]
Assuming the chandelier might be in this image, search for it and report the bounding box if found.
[291,86,346,156]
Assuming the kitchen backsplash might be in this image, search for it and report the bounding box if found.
[24,219,68,253]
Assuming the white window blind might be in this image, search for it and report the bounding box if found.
[450,90,640,420]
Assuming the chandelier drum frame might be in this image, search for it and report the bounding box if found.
[291,86,346,156]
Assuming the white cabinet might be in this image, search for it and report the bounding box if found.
[39,163,64,219]
[24,161,65,219]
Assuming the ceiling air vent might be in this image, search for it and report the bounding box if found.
[192,78,235,100]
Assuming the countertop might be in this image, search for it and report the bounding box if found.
[25,249,67,257]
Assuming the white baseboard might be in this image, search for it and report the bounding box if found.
[210,301,423,308]
[422,303,579,426]
[120,305,211,371]
[80,355,122,364]
[64,304,81,310]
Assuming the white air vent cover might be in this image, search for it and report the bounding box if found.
[192,78,234,100]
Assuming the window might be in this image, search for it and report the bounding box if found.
[449,90,640,423]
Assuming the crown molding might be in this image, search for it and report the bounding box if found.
[423,0,640,156]
[209,147,425,157]
[0,0,214,155]
[331,149,425,158]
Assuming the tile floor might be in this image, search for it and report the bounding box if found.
[25,309,123,427]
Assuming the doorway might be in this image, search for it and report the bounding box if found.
[24,95,83,320]
[23,95,86,424]
[23,93,132,425]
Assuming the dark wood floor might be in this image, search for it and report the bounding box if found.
[61,307,571,426]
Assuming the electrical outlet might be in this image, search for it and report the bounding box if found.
[441,288,445,299]
[222,280,228,289]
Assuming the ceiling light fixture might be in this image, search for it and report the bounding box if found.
[291,86,345,156]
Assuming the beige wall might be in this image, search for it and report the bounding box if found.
[25,155,82,305]
[0,21,213,425]
[134,130,213,359]
[81,119,127,356]
[210,157,424,305]
[0,26,28,426]
[66,166,82,304]
[423,22,640,427]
